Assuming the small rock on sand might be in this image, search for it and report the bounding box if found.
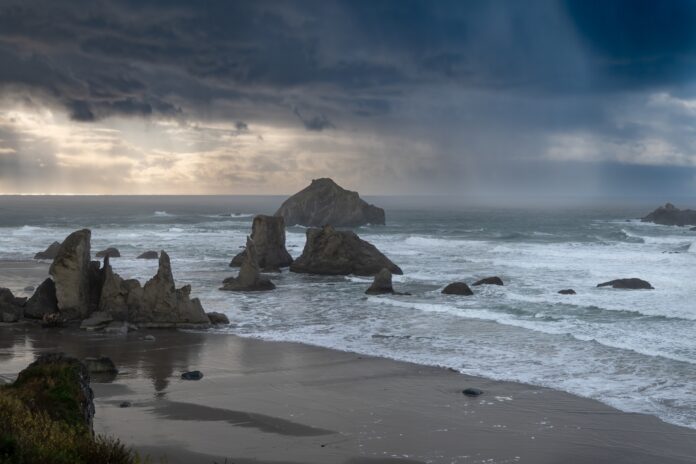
[463,388,483,397]
[181,370,203,380]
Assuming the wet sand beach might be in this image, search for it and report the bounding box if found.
[1,325,695,464]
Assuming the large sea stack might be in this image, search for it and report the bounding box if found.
[49,229,96,320]
[642,203,696,226]
[275,178,385,227]
[290,225,402,276]
[230,215,293,271]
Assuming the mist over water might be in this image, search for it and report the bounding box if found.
[1,196,695,429]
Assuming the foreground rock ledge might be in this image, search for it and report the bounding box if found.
[230,215,293,271]
[290,225,402,276]
[275,178,385,227]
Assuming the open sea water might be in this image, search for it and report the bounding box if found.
[0,195,695,429]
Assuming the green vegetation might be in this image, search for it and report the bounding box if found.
[0,356,142,464]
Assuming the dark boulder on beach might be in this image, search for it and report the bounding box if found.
[472,276,504,286]
[221,237,276,291]
[50,229,93,320]
[290,225,402,276]
[0,287,25,322]
[597,278,654,290]
[463,387,483,397]
[641,203,696,226]
[24,278,59,319]
[442,282,474,296]
[95,247,120,258]
[558,289,576,295]
[275,178,385,227]
[137,251,159,259]
[230,215,293,271]
[365,268,395,295]
[34,241,61,260]
[181,370,203,381]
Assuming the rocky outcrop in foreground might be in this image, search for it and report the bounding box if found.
[597,278,654,290]
[290,225,402,276]
[442,282,474,295]
[275,178,385,227]
[23,278,58,319]
[642,203,696,226]
[221,237,275,291]
[34,241,61,260]
[230,215,293,271]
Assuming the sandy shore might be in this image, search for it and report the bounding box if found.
[0,325,694,464]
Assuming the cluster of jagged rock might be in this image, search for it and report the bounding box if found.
[1,229,228,328]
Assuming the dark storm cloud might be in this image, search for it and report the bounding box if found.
[1,0,696,196]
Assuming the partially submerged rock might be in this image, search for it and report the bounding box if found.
[365,268,396,295]
[275,178,385,227]
[290,225,402,276]
[597,278,654,290]
[558,289,576,295]
[181,370,203,381]
[472,276,504,286]
[442,282,474,296]
[230,215,293,271]
[49,229,93,320]
[642,203,696,226]
[0,287,25,322]
[221,237,276,291]
[463,387,483,397]
[137,251,159,259]
[95,247,120,258]
[34,241,61,260]
[207,312,230,325]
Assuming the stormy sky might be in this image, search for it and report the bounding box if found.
[1,0,696,199]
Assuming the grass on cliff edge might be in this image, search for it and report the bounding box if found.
[0,360,149,464]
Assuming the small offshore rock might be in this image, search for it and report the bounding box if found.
[119,401,131,408]
[96,247,120,258]
[463,387,483,397]
[365,268,395,295]
[442,282,474,296]
[137,251,159,259]
[34,241,62,260]
[472,276,504,286]
[207,312,230,325]
[181,370,203,381]
[558,289,576,295]
[597,278,654,290]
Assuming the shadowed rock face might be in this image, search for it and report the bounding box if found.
[290,225,402,276]
[24,278,58,319]
[642,203,696,226]
[34,241,61,260]
[442,282,474,295]
[221,237,275,291]
[49,229,92,320]
[230,215,293,271]
[275,178,385,227]
[99,252,211,326]
[0,288,25,322]
[597,278,654,290]
[365,268,395,295]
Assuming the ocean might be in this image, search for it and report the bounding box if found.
[0,195,695,429]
